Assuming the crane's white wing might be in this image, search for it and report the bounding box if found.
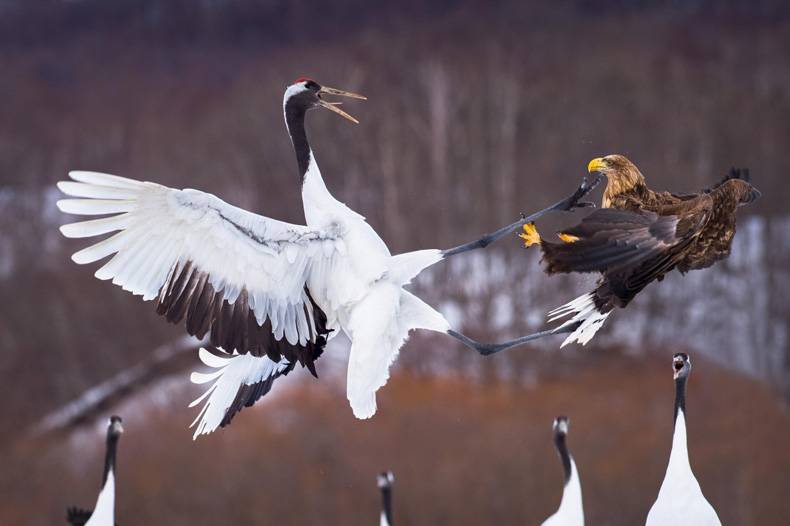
[57,171,340,370]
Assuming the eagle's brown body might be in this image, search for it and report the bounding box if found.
[603,170,756,274]
[532,154,760,346]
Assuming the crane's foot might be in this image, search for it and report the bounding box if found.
[447,325,576,356]
[546,174,603,213]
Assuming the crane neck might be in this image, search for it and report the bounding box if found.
[380,485,393,525]
[284,101,312,181]
[554,432,572,485]
[674,375,687,424]
[102,432,119,486]
[665,375,693,478]
[556,459,584,521]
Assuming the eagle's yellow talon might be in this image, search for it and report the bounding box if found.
[519,222,541,247]
[558,233,580,243]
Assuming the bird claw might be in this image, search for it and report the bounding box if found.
[519,222,541,247]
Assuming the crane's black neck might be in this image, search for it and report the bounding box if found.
[380,485,393,525]
[285,100,312,180]
[674,375,687,424]
[554,433,572,485]
[102,432,119,486]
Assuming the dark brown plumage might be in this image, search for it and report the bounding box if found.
[153,260,331,428]
[155,259,329,376]
[523,155,759,344]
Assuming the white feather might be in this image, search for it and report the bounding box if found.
[57,198,136,216]
[57,181,139,200]
[68,170,144,189]
[541,459,584,526]
[548,293,611,347]
[60,214,132,238]
[84,469,114,526]
[188,347,290,439]
[645,410,721,525]
[345,286,449,419]
[57,171,341,342]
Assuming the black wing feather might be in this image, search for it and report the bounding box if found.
[540,209,682,274]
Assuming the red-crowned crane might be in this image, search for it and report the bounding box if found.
[645,354,721,525]
[377,471,394,526]
[66,416,123,526]
[57,78,597,438]
[541,416,584,526]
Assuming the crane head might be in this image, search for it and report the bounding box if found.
[285,77,366,123]
[108,415,124,437]
[672,352,691,380]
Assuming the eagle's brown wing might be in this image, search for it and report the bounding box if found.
[540,206,707,275]
[540,202,711,311]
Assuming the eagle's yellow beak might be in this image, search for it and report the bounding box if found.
[587,157,606,173]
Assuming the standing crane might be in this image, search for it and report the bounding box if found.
[377,471,394,526]
[66,416,123,526]
[645,353,721,525]
[540,416,584,526]
[57,78,596,437]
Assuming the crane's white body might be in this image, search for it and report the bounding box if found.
[84,469,114,526]
[645,410,721,526]
[541,458,584,526]
[298,151,449,419]
[57,84,450,437]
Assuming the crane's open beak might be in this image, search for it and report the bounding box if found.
[318,86,366,124]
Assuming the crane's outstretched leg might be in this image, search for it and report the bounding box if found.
[441,175,602,258]
[447,324,578,356]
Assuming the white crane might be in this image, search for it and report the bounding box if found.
[646,353,721,525]
[67,415,123,526]
[541,416,584,526]
[377,471,394,526]
[57,78,596,438]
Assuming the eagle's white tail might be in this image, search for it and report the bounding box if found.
[189,348,290,439]
[548,293,611,347]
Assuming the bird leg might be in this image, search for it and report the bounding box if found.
[441,174,602,258]
[447,324,578,356]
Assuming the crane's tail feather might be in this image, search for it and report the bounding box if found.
[548,293,611,347]
[189,347,291,439]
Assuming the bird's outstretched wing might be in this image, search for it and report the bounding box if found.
[57,171,340,373]
[539,208,703,275]
[544,207,708,346]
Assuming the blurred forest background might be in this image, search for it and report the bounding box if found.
[1,0,789,524]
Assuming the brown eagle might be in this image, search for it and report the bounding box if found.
[520,154,760,347]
